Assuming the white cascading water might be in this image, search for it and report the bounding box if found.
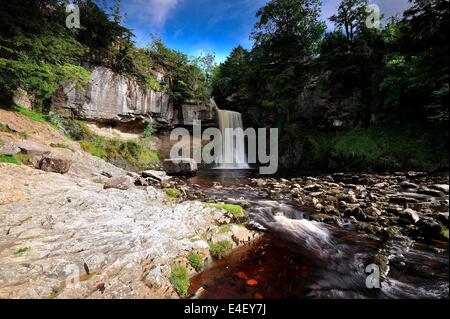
[215,109,249,169]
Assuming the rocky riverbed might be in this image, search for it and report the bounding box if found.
[154,170,449,299]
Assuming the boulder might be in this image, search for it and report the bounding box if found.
[400,181,419,189]
[163,158,197,176]
[15,141,50,155]
[398,208,420,224]
[104,176,134,190]
[0,142,21,156]
[304,184,321,192]
[431,184,449,194]
[418,188,445,197]
[141,170,171,181]
[33,156,72,174]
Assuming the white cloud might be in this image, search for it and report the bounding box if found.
[123,0,180,28]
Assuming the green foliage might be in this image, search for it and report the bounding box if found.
[212,204,245,219]
[19,131,28,139]
[440,227,449,240]
[187,253,204,272]
[297,123,449,171]
[145,76,162,92]
[208,240,232,260]
[15,247,29,255]
[0,137,4,145]
[163,188,182,199]
[169,265,190,298]
[80,136,159,171]
[142,122,156,141]
[9,104,47,122]
[0,155,21,165]
[47,112,90,140]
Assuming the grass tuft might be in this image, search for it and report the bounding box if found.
[0,155,21,165]
[212,203,245,219]
[169,265,190,298]
[187,252,204,272]
[208,240,232,260]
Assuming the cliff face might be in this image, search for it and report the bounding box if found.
[52,66,214,129]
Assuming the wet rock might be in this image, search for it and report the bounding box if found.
[15,141,51,155]
[407,172,427,179]
[416,217,442,239]
[436,212,449,225]
[103,175,134,190]
[163,158,197,176]
[418,188,445,198]
[0,142,21,156]
[398,208,420,224]
[304,184,321,192]
[348,207,367,221]
[388,195,419,205]
[400,181,419,189]
[230,225,256,245]
[365,206,382,217]
[431,184,449,195]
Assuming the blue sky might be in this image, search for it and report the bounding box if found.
[120,0,412,63]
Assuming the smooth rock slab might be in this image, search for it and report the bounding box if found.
[15,141,50,155]
[141,170,171,181]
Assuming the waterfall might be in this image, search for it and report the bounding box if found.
[215,109,249,169]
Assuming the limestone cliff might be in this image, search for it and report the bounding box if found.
[52,66,214,129]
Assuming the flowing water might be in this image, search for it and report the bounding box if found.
[215,109,249,169]
[186,169,449,299]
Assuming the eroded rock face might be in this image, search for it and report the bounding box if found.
[53,66,174,128]
[52,66,215,129]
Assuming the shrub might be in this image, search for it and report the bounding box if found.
[187,253,204,272]
[169,265,189,298]
[208,240,231,260]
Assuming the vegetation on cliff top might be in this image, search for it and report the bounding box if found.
[0,0,213,110]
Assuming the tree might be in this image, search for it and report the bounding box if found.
[211,46,249,104]
[252,0,325,63]
[330,0,369,46]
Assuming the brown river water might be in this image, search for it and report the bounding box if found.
[184,169,449,299]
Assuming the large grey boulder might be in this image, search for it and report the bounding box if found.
[104,175,134,190]
[163,158,197,176]
[0,142,21,156]
[32,155,72,174]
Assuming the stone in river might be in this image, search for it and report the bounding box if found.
[163,158,197,176]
